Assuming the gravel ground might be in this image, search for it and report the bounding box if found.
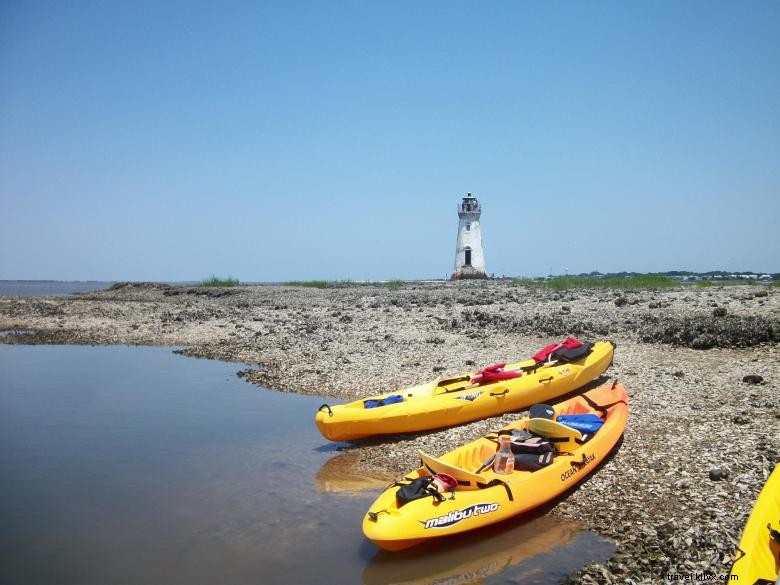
[1,280,778,583]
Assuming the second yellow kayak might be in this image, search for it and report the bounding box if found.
[315,339,615,441]
[362,381,629,550]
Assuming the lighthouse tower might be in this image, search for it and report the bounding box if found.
[451,193,486,280]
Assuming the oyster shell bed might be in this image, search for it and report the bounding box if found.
[1,280,778,582]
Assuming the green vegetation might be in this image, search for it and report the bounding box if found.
[283,279,404,290]
[770,281,780,288]
[513,275,678,290]
[696,279,713,288]
[284,279,358,289]
[284,280,328,289]
[200,275,240,287]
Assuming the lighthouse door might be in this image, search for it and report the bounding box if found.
[464,248,472,267]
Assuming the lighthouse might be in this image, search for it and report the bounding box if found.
[451,193,487,280]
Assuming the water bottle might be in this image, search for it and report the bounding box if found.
[493,435,514,475]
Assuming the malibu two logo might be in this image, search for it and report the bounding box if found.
[421,503,499,529]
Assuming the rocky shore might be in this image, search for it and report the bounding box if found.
[1,280,778,583]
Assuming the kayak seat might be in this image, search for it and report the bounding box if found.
[456,443,495,471]
[419,450,517,502]
[420,450,485,489]
[526,418,583,452]
[553,342,594,363]
[527,418,583,440]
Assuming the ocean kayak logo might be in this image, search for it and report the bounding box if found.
[422,503,499,529]
[560,453,595,482]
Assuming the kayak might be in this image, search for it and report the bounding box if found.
[730,464,780,584]
[362,381,628,551]
[315,339,615,441]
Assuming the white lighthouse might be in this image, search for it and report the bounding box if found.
[451,193,486,280]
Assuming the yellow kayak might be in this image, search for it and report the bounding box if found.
[730,464,780,584]
[315,339,615,441]
[362,381,629,550]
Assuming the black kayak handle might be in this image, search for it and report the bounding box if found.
[539,376,554,383]
[490,389,509,397]
[318,404,333,417]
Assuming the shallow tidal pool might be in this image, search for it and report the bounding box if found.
[0,344,613,584]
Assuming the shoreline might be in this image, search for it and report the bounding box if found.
[1,281,778,583]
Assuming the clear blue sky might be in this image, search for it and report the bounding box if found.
[1,1,778,281]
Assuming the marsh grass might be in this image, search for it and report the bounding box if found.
[284,279,359,289]
[514,275,678,290]
[200,275,240,287]
[285,280,328,289]
[284,279,404,290]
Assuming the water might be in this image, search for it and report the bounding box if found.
[0,281,116,296]
[0,281,201,297]
[0,345,614,585]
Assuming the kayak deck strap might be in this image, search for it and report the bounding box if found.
[580,392,627,415]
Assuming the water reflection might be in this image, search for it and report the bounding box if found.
[315,451,397,493]
[363,516,592,585]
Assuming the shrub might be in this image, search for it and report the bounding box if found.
[200,275,239,287]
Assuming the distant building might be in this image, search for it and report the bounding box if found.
[451,193,486,280]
